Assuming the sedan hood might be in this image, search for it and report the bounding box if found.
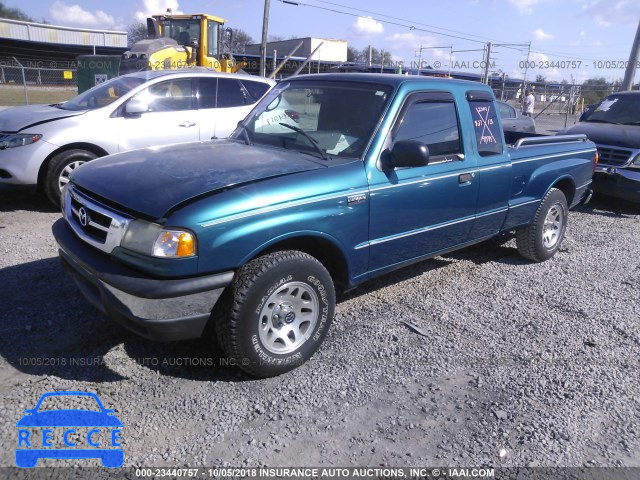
[560,122,640,149]
[0,104,86,133]
[71,140,325,219]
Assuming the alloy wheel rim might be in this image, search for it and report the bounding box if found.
[542,204,563,249]
[258,281,319,354]
[58,160,86,191]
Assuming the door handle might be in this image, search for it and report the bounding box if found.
[179,121,196,128]
[459,172,474,183]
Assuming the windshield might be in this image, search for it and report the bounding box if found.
[233,81,393,159]
[60,76,146,111]
[583,95,640,125]
[160,19,201,46]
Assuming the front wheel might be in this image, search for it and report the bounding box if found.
[44,149,97,206]
[516,188,568,262]
[215,250,335,378]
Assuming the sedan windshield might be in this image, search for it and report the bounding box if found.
[583,95,640,125]
[60,76,147,111]
[233,81,393,159]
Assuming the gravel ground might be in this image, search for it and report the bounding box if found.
[0,184,638,471]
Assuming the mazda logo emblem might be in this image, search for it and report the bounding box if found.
[78,207,89,227]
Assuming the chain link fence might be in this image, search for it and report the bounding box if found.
[0,57,77,106]
[493,83,625,134]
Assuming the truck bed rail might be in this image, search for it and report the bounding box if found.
[512,134,588,149]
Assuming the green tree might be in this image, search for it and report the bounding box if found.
[347,46,359,62]
[227,28,254,54]
[0,1,33,21]
[357,46,393,66]
[127,22,148,47]
[581,77,614,105]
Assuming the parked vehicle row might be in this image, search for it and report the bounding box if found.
[51,73,597,377]
[0,70,274,205]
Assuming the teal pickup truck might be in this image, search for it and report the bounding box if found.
[53,74,597,377]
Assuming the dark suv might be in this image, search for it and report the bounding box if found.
[560,91,640,203]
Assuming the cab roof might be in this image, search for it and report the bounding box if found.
[288,72,493,92]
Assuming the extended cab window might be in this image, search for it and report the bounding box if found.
[468,99,503,156]
[394,101,462,159]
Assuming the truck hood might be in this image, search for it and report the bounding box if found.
[560,122,640,149]
[0,104,86,133]
[71,140,326,219]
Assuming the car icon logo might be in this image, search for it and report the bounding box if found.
[15,391,124,468]
[78,207,89,227]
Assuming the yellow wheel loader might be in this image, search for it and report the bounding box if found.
[120,11,244,74]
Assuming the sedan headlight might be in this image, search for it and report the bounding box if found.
[0,134,42,150]
[121,220,196,258]
[632,154,640,166]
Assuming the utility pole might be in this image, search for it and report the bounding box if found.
[482,42,492,84]
[259,0,271,77]
[622,19,640,91]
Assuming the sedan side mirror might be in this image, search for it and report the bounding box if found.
[381,140,430,170]
[125,97,150,115]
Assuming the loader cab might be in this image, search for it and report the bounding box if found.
[153,14,229,71]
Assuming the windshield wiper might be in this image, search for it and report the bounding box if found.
[236,124,252,145]
[278,122,329,160]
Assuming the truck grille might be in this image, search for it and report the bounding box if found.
[70,195,112,243]
[597,146,633,166]
[64,186,132,254]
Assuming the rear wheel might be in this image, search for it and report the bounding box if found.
[516,188,568,262]
[44,149,97,206]
[215,250,335,378]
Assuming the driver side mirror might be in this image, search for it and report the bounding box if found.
[125,97,150,115]
[381,140,430,171]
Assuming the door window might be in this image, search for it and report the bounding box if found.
[241,80,271,103]
[141,79,194,112]
[217,78,248,107]
[394,101,462,159]
[198,78,217,109]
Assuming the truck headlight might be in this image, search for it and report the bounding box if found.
[122,220,196,258]
[153,230,196,257]
[0,134,42,150]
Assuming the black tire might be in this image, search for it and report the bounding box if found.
[516,188,568,262]
[214,250,335,378]
[44,149,97,206]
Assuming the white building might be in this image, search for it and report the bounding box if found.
[245,37,347,62]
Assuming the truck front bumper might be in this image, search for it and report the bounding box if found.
[52,218,234,341]
[593,166,640,204]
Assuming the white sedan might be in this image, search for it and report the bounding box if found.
[0,70,274,205]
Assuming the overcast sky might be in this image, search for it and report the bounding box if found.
[7,0,640,83]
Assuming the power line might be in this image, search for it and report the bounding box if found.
[305,0,516,44]
[278,0,489,44]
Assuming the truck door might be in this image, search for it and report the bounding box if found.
[465,91,512,240]
[367,91,479,272]
[116,78,199,152]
